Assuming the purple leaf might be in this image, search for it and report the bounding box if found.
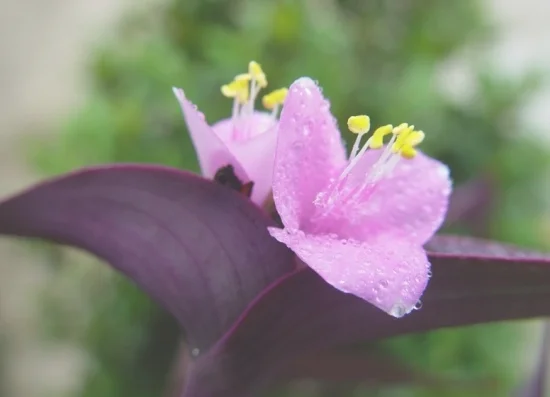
[183,236,550,397]
[1,167,550,397]
[276,350,496,392]
[445,175,495,235]
[0,164,295,353]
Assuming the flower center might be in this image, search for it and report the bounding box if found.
[314,115,425,217]
[220,61,288,141]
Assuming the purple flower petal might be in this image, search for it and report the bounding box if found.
[272,77,347,230]
[173,88,250,184]
[329,149,452,245]
[270,78,451,310]
[268,228,430,316]
[212,113,278,204]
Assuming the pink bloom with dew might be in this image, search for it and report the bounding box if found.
[269,78,452,317]
[173,61,288,204]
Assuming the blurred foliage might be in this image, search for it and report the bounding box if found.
[30,0,550,396]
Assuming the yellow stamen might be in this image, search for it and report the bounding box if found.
[249,61,267,88]
[221,78,249,104]
[400,146,418,159]
[392,123,411,135]
[407,130,425,146]
[262,88,288,110]
[392,128,424,158]
[234,73,251,82]
[347,115,371,135]
[369,124,393,149]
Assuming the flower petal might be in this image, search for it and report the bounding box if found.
[268,228,430,316]
[341,149,451,245]
[173,87,250,183]
[272,78,347,230]
[212,113,278,204]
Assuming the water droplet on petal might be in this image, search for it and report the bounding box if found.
[292,141,304,152]
[437,165,450,178]
[389,303,407,318]
[414,300,423,310]
[379,279,389,289]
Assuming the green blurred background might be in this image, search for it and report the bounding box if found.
[24,0,550,396]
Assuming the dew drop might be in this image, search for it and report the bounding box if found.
[191,348,200,357]
[414,300,423,310]
[389,303,407,318]
[437,165,450,178]
[292,141,304,152]
[379,279,389,289]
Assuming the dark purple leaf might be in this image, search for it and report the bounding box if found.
[278,350,426,383]
[2,167,550,397]
[513,322,550,397]
[276,350,496,392]
[0,164,295,353]
[445,175,495,234]
[183,236,550,397]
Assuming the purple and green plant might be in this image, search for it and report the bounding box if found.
[3,64,550,396]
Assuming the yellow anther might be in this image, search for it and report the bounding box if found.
[392,123,412,135]
[234,73,251,82]
[392,127,425,158]
[347,115,371,135]
[369,124,393,149]
[221,78,249,103]
[401,146,418,159]
[407,130,425,146]
[262,88,288,110]
[393,127,412,149]
[248,61,267,88]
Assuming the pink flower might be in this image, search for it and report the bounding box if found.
[268,78,452,317]
[173,61,288,204]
